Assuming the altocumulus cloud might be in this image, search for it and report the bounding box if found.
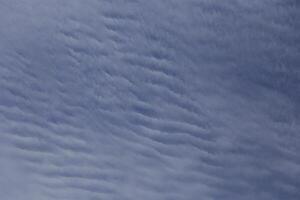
[0,0,299,200]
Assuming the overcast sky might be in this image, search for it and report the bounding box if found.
[0,0,300,200]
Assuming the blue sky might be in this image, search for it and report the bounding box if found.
[0,0,299,199]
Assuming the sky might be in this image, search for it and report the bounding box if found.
[0,0,300,199]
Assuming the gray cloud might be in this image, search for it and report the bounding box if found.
[0,0,299,199]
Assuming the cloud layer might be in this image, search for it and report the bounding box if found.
[0,0,299,199]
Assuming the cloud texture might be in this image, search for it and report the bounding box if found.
[0,0,300,199]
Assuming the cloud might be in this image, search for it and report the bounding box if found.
[0,0,299,199]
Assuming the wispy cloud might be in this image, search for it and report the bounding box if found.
[0,0,299,199]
